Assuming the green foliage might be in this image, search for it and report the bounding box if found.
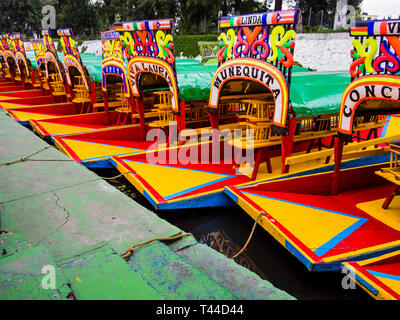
[57,42,63,52]
[289,0,363,28]
[174,34,218,58]
[290,0,362,12]
[81,46,88,54]
[0,0,364,39]
[0,0,42,34]
[178,0,263,34]
[302,25,348,33]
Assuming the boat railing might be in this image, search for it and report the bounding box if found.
[284,133,400,168]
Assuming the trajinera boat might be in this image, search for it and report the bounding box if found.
[223,18,400,300]
[109,11,398,210]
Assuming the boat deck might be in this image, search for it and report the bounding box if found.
[53,125,153,167]
[0,89,44,101]
[30,111,131,138]
[5,102,78,124]
[225,162,400,271]
[343,249,400,300]
[0,95,55,109]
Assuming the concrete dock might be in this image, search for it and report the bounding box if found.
[0,108,294,300]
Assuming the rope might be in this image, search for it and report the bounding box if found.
[229,212,264,260]
[122,232,194,261]
[98,171,136,180]
[0,146,73,166]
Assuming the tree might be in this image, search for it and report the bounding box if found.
[0,0,42,36]
[274,0,283,11]
[56,0,99,37]
[178,0,261,34]
[288,0,362,27]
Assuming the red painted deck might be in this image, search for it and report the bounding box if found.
[225,161,400,271]
[343,250,400,300]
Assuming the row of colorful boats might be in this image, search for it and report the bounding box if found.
[1,10,400,299]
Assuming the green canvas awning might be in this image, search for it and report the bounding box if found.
[26,51,350,118]
[290,70,350,118]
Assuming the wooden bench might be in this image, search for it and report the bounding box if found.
[180,121,250,137]
[92,100,123,112]
[285,134,400,167]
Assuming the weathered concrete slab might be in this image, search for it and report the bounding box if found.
[0,179,182,259]
[0,232,31,260]
[0,153,100,203]
[0,111,295,300]
[176,243,295,300]
[128,241,237,300]
[0,245,71,300]
[56,242,163,300]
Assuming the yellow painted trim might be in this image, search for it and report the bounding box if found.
[227,187,318,266]
[343,263,398,300]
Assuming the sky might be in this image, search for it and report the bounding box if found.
[360,0,400,19]
[281,0,400,19]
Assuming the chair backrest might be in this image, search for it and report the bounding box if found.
[154,90,172,108]
[49,73,65,94]
[247,123,274,143]
[158,109,174,122]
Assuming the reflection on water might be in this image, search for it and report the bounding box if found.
[198,230,267,279]
[95,168,370,300]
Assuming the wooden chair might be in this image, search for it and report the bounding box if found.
[49,73,66,96]
[240,99,275,123]
[115,93,132,126]
[153,90,172,110]
[40,71,50,90]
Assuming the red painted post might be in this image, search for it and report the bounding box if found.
[21,71,26,90]
[382,185,400,209]
[69,85,76,102]
[31,69,37,87]
[136,98,146,140]
[331,136,344,195]
[64,82,72,102]
[281,118,297,174]
[89,82,97,106]
[208,112,219,130]
[178,100,186,133]
[37,70,45,96]
[101,90,111,125]
[10,65,16,84]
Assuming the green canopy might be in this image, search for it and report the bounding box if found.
[290,70,350,118]
[26,52,350,118]
[174,59,350,118]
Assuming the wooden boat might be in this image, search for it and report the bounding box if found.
[222,18,400,294]
[30,28,162,140]
[54,11,306,175]
[53,19,221,166]
[108,10,394,210]
[342,249,400,300]
[3,29,99,125]
[0,34,42,97]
